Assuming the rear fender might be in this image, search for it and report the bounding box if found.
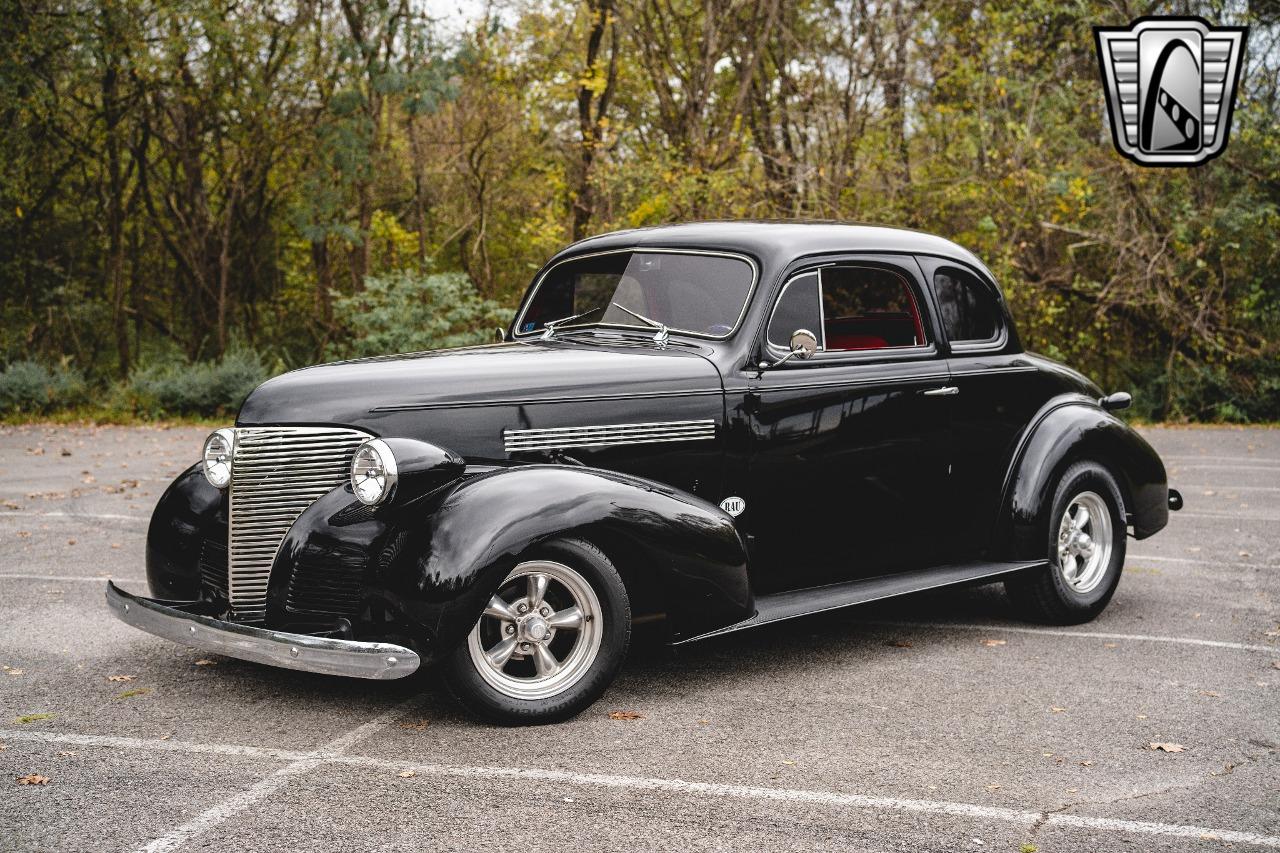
[998,399,1169,560]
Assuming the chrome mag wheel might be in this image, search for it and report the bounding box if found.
[467,559,603,701]
[1056,490,1113,594]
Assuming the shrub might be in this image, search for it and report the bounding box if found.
[123,348,269,418]
[0,361,87,415]
[328,269,510,359]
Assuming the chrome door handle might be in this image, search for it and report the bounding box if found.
[922,385,960,396]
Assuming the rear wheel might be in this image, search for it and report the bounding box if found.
[1005,461,1126,624]
[443,538,630,725]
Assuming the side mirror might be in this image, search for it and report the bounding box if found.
[495,327,507,343]
[759,329,818,370]
[788,329,819,359]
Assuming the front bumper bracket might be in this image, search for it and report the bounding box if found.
[105,582,420,680]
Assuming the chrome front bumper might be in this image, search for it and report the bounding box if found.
[105,582,420,680]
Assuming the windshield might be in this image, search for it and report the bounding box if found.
[515,250,756,339]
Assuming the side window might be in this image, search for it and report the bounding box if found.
[934,267,1001,343]
[820,266,926,351]
[767,272,821,348]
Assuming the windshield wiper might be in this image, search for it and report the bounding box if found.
[610,303,669,348]
[540,306,605,340]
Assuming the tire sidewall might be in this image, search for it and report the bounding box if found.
[443,537,630,725]
[1044,461,1127,613]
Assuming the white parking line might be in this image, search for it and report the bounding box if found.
[133,696,421,853]
[1172,511,1280,521]
[2,727,1277,849]
[1128,553,1276,571]
[867,621,1275,653]
[0,574,144,584]
[1162,455,1280,464]
[0,510,147,523]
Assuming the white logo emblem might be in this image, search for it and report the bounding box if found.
[1095,17,1247,166]
[719,496,746,517]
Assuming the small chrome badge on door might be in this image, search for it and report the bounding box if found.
[720,496,746,517]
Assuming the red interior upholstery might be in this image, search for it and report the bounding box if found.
[824,314,920,351]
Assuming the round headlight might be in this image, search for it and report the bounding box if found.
[202,428,235,489]
[350,439,397,506]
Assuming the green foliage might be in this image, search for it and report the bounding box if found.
[120,349,270,419]
[0,361,87,415]
[328,270,509,359]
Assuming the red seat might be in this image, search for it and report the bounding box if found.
[826,334,889,350]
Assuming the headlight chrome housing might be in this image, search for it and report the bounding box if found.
[202,428,236,489]
[350,438,397,506]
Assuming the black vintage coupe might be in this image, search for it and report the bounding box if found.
[109,222,1182,724]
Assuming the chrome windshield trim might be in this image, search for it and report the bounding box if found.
[511,247,760,342]
[105,582,419,680]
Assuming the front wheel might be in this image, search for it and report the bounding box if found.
[1005,461,1127,625]
[442,538,630,725]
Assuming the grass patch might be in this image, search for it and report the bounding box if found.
[116,688,151,699]
[14,713,53,724]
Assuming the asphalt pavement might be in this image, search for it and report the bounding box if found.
[0,423,1276,852]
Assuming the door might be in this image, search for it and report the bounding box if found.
[742,259,955,594]
[920,257,1053,560]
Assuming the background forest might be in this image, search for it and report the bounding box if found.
[2,0,1278,421]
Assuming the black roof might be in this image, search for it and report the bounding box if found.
[551,221,993,279]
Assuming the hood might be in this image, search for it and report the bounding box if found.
[236,340,723,430]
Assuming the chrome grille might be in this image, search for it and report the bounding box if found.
[228,426,370,622]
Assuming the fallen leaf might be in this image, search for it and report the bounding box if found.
[608,710,645,721]
[397,769,416,778]
[110,543,121,549]
[158,734,171,741]
[57,751,75,757]
[1271,661,1280,671]
[66,539,76,546]
[16,774,49,786]
[194,659,216,666]
[697,719,709,725]
[107,674,136,682]
[17,530,29,538]
[1079,760,1093,767]
[982,639,1007,647]
[1136,714,1148,719]
[1239,551,1251,558]
[1103,643,1118,649]
[400,719,430,731]
[781,759,796,766]
[6,669,23,676]
[116,688,150,699]
[986,783,1002,791]
[1051,707,1067,713]
[59,449,71,457]
[1199,690,1221,697]
[81,475,95,484]
[1149,742,1185,753]
[2,500,19,510]
[887,640,913,648]
[14,714,52,725]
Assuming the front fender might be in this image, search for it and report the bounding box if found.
[413,465,752,645]
[999,399,1169,560]
[145,462,226,600]
[268,465,752,660]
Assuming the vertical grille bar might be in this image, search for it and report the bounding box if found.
[227,426,370,622]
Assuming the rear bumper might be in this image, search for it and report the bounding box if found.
[105,581,420,680]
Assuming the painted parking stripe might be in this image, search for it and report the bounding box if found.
[1128,553,1276,571]
[1171,511,1280,521]
[1,728,1277,849]
[133,695,422,853]
[0,510,147,523]
[867,621,1275,653]
[0,571,145,584]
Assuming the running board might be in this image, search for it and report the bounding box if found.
[677,560,1045,644]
